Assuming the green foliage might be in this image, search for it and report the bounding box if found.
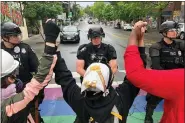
[72,4,83,21]
[84,1,169,23]
[22,2,63,20]
[91,2,105,20]
[84,5,93,16]
[102,4,113,21]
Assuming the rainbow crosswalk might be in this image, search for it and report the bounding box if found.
[40,72,163,123]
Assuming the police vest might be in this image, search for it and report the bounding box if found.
[159,41,184,69]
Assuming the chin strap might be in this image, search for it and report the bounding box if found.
[162,33,175,41]
[3,37,20,46]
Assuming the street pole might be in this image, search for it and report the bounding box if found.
[68,1,71,25]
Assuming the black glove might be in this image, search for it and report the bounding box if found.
[44,20,60,55]
[44,20,60,43]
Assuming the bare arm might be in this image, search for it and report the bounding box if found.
[76,59,86,77]
[109,59,118,74]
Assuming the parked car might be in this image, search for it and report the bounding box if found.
[177,23,184,40]
[60,26,80,43]
[123,24,133,31]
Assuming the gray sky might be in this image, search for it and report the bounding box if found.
[76,2,94,7]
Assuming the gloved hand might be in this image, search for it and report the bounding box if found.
[15,79,24,93]
[44,19,60,55]
[44,19,60,44]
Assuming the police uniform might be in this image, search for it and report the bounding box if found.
[1,42,39,85]
[145,39,184,121]
[77,42,117,82]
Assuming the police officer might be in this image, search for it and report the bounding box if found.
[1,21,41,122]
[76,27,118,82]
[145,21,184,123]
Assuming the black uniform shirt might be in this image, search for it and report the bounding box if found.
[1,42,39,84]
[77,42,117,70]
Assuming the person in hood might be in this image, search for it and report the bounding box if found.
[124,21,184,123]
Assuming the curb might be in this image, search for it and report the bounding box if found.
[23,34,42,42]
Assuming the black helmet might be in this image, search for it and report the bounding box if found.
[87,27,105,39]
[1,22,22,36]
[159,21,179,33]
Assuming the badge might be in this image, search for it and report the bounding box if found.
[14,46,20,53]
[80,47,86,52]
[91,54,96,60]
[178,51,182,56]
[31,48,35,52]
[21,48,26,54]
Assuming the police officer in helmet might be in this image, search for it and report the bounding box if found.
[76,26,118,82]
[144,21,184,123]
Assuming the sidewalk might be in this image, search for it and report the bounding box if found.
[104,24,162,44]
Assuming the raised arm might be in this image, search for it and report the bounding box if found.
[124,21,184,100]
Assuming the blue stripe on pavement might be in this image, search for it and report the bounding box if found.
[40,95,164,116]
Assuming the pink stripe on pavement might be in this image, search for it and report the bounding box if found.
[138,89,147,96]
[44,88,63,100]
[44,87,147,100]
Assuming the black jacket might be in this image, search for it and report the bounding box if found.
[54,47,146,123]
[1,42,39,85]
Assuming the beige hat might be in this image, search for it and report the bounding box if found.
[81,63,111,94]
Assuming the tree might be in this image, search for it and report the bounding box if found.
[72,4,84,21]
[22,2,62,26]
[102,4,113,21]
[84,5,93,16]
[22,2,63,34]
[91,2,105,20]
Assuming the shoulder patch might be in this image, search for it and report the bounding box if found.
[78,44,87,52]
[150,42,161,50]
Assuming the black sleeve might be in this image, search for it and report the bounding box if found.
[27,45,39,73]
[179,42,185,64]
[107,44,117,61]
[138,47,147,67]
[149,44,163,70]
[54,52,84,117]
[118,46,147,116]
[76,44,87,60]
[150,57,163,69]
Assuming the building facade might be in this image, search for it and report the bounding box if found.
[1,2,28,40]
